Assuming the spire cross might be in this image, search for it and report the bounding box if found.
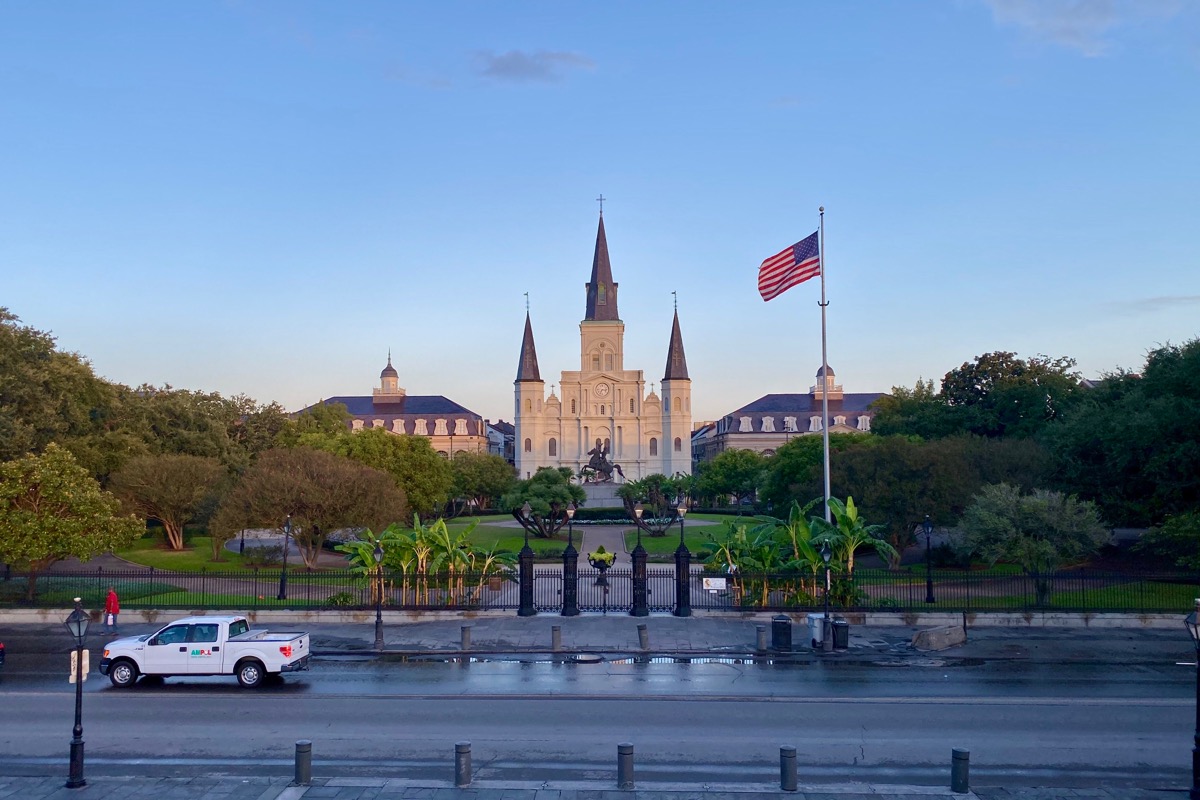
[596,194,605,215]
[524,292,529,313]
[672,290,677,311]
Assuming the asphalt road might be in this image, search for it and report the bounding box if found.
[0,652,1192,790]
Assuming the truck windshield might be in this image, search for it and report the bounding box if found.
[228,619,249,637]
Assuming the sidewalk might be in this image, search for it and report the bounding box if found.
[0,773,1179,799]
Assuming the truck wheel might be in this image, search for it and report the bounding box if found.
[109,659,139,688]
[236,659,265,689]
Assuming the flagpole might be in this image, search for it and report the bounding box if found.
[818,206,831,524]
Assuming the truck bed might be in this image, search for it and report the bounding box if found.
[229,630,307,643]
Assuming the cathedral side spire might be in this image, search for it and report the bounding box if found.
[584,213,619,322]
[663,309,689,381]
[515,311,543,382]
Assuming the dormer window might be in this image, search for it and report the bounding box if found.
[414,419,428,436]
[857,415,872,432]
[809,416,823,432]
[833,416,847,427]
[761,417,775,432]
[784,416,798,432]
[434,419,449,436]
[454,419,468,435]
[739,416,753,432]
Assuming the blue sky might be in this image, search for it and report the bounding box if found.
[3,1,1197,425]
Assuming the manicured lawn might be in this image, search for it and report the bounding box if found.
[117,536,255,570]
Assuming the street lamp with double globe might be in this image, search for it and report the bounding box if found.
[373,542,385,651]
[924,514,936,604]
[562,503,579,616]
[674,495,690,617]
[64,598,89,788]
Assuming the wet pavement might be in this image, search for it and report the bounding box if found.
[0,612,1193,799]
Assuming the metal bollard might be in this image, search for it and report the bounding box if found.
[552,625,562,652]
[617,742,635,790]
[637,623,649,651]
[756,625,768,654]
[455,741,472,787]
[293,740,312,786]
[779,745,797,792]
[951,748,969,793]
[461,625,472,651]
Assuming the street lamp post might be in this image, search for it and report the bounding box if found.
[516,502,536,617]
[630,503,649,617]
[277,514,292,601]
[64,597,89,789]
[674,496,690,618]
[924,514,936,604]
[1185,599,1200,799]
[821,542,833,654]
[562,503,580,616]
[239,527,246,555]
[373,543,385,652]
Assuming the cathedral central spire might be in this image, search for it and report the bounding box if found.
[584,213,619,322]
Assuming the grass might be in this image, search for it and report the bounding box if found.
[117,535,257,570]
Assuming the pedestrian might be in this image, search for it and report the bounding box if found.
[104,586,120,635]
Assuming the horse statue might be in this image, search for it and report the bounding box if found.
[584,438,625,483]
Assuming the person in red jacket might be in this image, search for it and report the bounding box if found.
[104,587,120,635]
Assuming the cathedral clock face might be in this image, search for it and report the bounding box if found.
[595,382,610,398]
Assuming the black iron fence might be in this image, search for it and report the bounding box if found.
[2,566,1195,615]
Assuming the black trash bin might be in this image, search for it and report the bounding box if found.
[832,618,849,650]
[771,614,792,652]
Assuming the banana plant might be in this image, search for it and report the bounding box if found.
[811,496,897,576]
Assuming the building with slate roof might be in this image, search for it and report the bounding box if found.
[693,366,882,466]
[302,354,488,457]
[514,212,692,480]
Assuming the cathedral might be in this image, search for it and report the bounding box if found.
[514,213,692,481]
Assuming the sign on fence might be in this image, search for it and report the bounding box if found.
[703,577,727,592]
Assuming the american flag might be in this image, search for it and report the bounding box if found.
[758,230,820,302]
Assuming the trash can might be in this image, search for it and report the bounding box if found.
[807,613,825,648]
[771,614,792,652]
[832,618,849,650]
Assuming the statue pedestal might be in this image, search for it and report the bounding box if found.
[582,483,623,509]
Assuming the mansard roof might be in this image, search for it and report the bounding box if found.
[320,395,481,417]
[728,392,883,417]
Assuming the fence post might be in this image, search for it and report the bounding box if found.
[617,742,634,790]
[951,748,969,793]
[461,625,472,651]
[779,745,797,791]
[455,741,472,787]
[293,740,312,786]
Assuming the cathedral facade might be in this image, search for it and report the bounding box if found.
[514,213,692,481]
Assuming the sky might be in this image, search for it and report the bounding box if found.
[2,1,1198,425]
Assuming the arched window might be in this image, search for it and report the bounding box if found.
[674,437,682,452]
[571,399,577,414]
[600,404,605,415]
[629,399,634,413]
[548,438,557,457]
[673,397,681,412]
[524,438,532,453]
[525,399,532,412]
[649,438,658,456]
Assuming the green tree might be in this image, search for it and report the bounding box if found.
[941,351,1083,439]
[956,483,1109,605]
[108,454,228,551]
[209,447,409,568]
[1046,339,1200,525]
[1132,512,1200,570]
[758,433,870,510]
[696,449,766,507]
[449,451,516,511]
[869,379,965,439]
[500,467,586,539]
[0,444,143,599]
[616,473,688,530]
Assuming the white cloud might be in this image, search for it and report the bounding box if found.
[473,50,595,83]
[983,0,1183,57]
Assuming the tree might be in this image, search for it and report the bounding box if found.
[941,351,1083,439]
[956,483,1109,606]
[696,449,766,507]
[108,454,227,551]
[1046,338,1200,525]
[449,451,516,511]
[308,427,453,519]
[869,379,965,439]
[1132,512,1200,570]
[616,473,688,530]
[758,433,870,510]
[0,444,143,600]
[499,467,586,539]
[810,496,897,576]
[208,447,409,568]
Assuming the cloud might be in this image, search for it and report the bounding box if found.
[982,0,1183,57]
[1105,295,1200,315]
[473,50,595,83]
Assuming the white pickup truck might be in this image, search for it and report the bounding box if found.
[98,615,310,688]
